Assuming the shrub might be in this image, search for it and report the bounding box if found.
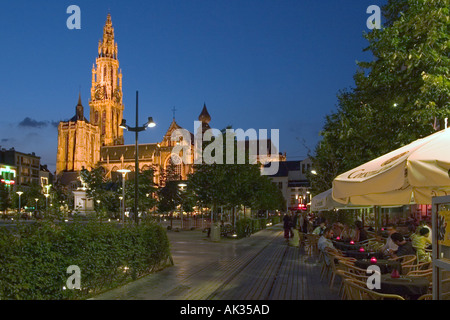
[271,215,281,225]
[235,218,269,238]
[235,218,251,238]
[0,220,171,300]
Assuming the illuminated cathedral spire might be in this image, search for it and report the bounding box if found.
[90,13,124,146]
[98,13,117,59]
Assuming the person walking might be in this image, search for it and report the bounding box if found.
[283,212,292,241]
[299,213,305,233]
[290,212,298,238]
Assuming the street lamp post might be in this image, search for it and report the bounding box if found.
[310,170,317,214]
[35,198,39,212]
[117,169,130,224]
[45,193,50,212]
[119,196,123,221]
[178,183,187,230]
[16,191,23,215]
[120,90,156,225]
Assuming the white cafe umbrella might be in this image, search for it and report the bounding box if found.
[312,189,371,211]
[332,128,450,206]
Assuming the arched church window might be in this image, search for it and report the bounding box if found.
[111,69,114,87]
[102,111,106,135]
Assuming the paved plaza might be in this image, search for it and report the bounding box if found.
[93,224,340,300]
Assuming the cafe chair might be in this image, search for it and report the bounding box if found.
[442,278,450,293]
[417,292,450,300]
[305,234,319,256]
[388,255,417,273]
[328,252,348,290]
[298,231,307,248]
[406,268,432,278]
[407,268,433,292]
[404,261,431,272]
[320,248,343,282]
[336,270,369,299]
[338,260,368,277]
[367,231,377,239]
[358,237,377,245]
[366,239,385,251]
[319,251,331,281]
[428,272,450,300]
[342,278,405,300]
[336,255,357,264]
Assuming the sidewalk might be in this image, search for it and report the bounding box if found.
[92,224,340,300]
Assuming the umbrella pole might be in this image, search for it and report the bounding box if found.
[374,206,381,235]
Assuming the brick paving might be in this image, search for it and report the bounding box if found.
[92,224,340,300]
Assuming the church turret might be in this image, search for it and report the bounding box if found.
[198,103,211,133]
[89,13,124,146]
[75,93,84,121]
[198,103,211,123]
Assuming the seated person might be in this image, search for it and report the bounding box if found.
[312,222,326,236]
[390,232,416,258]
[406,223,417,241]
[318,227,339,265]
[339,224,352,241]
[418,221,432,243]
[331,222,344,238]
[380,224,399,256]
[354,220,368,242]
[412,227,432,262]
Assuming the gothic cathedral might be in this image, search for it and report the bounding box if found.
[56,14,205,188]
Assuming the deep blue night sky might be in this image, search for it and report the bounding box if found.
[0,0,386,172]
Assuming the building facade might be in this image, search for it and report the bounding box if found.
[1,148,40,187]
[56,94,101,175]
[268,158,313,211]
[56,14,285,191]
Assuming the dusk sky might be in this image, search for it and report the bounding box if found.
[0,0,386,172]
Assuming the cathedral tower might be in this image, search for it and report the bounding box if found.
[56,94,101,176]
[89,14,124,146]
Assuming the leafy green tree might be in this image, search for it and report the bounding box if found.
[311,0,450,194]
[23,183,45,211]
[80,167,120,219]
[188,128,286,224]
[0,184,11,215]
[124,169,158,216]
[157,180,181,213]
[50,182,69,212]
[250,174,286,213]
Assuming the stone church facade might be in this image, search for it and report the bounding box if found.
[56,14,199,188]
[56,14,284,190]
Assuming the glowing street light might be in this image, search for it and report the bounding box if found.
[178,183,187,229]
[44,193,50,211]
[120,91,156,225]
[16,191,23,214]
[117,168,131,223]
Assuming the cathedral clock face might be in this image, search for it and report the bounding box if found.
[95,86,104,100]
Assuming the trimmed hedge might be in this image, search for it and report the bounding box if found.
[0,220,171,300]
[235,216,282,238]
[235,218,265,238]
[271,215,281,225]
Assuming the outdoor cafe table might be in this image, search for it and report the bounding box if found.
[375,274,430,300]
[354,259,402,274]
[333,240,359,251]
[344,250,384,260]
